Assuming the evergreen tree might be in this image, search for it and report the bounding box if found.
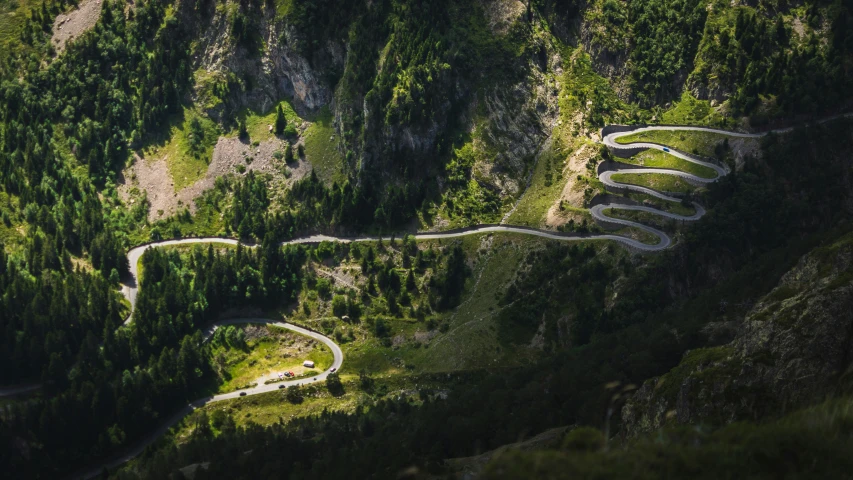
[406,269,417,291]
[239,119,249,140]
[275,104,287,135]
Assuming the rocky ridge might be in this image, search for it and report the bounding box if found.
[622,231,853,435]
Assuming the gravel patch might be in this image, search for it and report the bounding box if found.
[52,0,103,53]
[545,143,594,228]
[119,135,311,222]
[479,0,525,35]
[414,330,438,343]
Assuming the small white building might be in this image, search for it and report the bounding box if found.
[303,360,315,368]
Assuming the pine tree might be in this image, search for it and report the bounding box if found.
[406,269,416,291]
[238,119,248,140]
[275,104,287,135]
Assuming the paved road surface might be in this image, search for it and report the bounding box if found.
[71,317,343,480]
[8,116,850,477]
[0,383,42,397]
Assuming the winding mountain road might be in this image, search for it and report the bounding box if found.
[0,382,42,397]
[72,123,762,477]
[71,317,344,480]
[9,118,850,478]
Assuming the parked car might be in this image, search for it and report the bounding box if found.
[239,392,247,396]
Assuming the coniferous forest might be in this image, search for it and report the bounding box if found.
[1,0,853,478]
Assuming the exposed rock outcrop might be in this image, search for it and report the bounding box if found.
[622,232,853,436]
[176,1,562,204]
[51,0,104,53]
[188,2,340,121]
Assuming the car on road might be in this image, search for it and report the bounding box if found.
[278,384,285,389]
[663,147,670,152]
[239,392,247,396]
[330,367,337,373]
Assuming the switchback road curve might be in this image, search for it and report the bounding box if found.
[7,117,850,478]
[70,123,756,476]
[72,318,343,480]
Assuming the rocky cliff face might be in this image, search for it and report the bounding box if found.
[185,0,560,199]
[467,53,562,197]
[622,232,853,436]
[187,2,340,121]
[578,12,632,102]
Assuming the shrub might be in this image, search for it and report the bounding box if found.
[561,426,605,452]
[326,372,344,396]
[238,119,248,140]
[285,385,303,404]
[358,370,374,392]
[332,295,348,317]
[275,104,287,134]
[374,318,391,337]
[187,116,205,157]
[316,278,332,298]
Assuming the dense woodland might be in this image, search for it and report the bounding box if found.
[2,240,306,475]
[109,118,853,480]
[586,0,853,114]
[0,0,852,478]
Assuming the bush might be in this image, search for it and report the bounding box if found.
[333,327,353,343]
[210,409,228,430]
[187,116,206,157]
[320,318,336,333]
[374,318,391,338]
[317,278,332,298]
[238,119,248,140]
[561,426,605,452]
[358,369,374,392]
[285,385,303,404]
[332,295,348,317]
[326,372,344,396]
[275,104,287,135]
